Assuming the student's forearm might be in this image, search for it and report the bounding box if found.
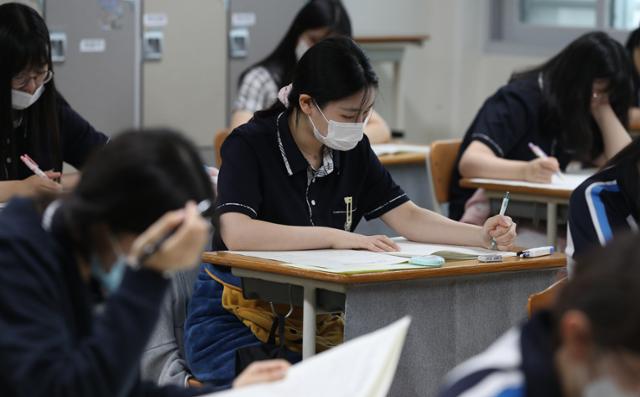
[364,111,391,144]
[459,145,527,180]
[383,203,485,247]
[220,214,344,251]
[594,105,631,159]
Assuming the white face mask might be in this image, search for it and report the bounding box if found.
[584,377,639,397]
[308,102,370,151]
[11,84,45,110]
[295,38,311,61]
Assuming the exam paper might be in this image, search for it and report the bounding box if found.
[389,238,517,259]
[231,249,420,273]
[206,316,411,397]
[468,173,590,191]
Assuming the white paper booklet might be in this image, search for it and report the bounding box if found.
[468,173,590,191]
[206,316,412,397]
[231,249,421,273]
[371,143,431,156]
[389,238,517,260]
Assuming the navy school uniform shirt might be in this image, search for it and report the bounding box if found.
[568,164,639,260]
[438,311,563,397]
[2,92,108,180]
[0,198,213,397]
[449,75,573,220]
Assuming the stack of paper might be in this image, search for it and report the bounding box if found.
[390,238,517,260]
[371,143,431,156]
[230,249,422,274]
[206,316,411,397]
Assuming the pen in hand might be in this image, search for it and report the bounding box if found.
[527,142,563,181]
[490,191,510,250]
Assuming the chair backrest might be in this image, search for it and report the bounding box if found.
[527,277,568,318]
[428,139,462,207]
[214,128,232,167]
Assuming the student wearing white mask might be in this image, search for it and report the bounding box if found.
[0,3,108,202]
[184,37,517,387]
[439,233,640,397]
[230,0,391,143]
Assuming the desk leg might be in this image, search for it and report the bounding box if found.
[302,286,317,359]
[547,202,558,247]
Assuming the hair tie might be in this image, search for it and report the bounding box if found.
[278,84,293,107]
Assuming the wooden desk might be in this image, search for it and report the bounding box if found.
[460,178,575,247]
[378,151,427,166]
[203,251,565,396]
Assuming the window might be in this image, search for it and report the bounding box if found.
[489,0,639,54]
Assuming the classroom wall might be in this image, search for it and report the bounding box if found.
[343,0,545,143]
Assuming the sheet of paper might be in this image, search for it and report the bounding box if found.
[388,238,517,259]
[231,249,420,273]
[371,144,431,156]
[206,316,411,397]
[468,173,590,192]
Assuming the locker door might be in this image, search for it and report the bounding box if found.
[45,0,140,135]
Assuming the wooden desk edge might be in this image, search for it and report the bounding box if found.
[354,35,430,45]
[459,179,573,200]
[378,152,427,166]
[202,252,566,285]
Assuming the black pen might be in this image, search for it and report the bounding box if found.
[137,199,211,265]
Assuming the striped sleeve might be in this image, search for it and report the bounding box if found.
[568,179,619,257]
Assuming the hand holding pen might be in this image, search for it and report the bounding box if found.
[526,143,562,183]
[483,191,516,251]
[19,153,62,195]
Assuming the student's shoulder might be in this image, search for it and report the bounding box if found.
[439,327,524,397]
[241,66,277,87]
[571,166,621,206]
[223,114,278,151]
[489,76,542,109]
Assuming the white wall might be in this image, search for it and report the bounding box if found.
[343,0,546,143]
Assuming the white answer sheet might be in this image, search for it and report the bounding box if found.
[231,249,421,273]
[206,316,411,397]
[468,173,590,191]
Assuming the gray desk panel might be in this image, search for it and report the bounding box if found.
[343,268,560,397]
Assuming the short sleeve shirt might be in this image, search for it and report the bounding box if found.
[568,164,639,260]
[232,67,279,114]
[448,76,573,220]
[213,110,410,250]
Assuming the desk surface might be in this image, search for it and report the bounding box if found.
[354,35,429,45]
[202,251,566,285]
[377,151,427,166]
[460,178,574,200]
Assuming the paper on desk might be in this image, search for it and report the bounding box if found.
[389,238,517,260]
[206,316,411,397]
[231,249,421,273]
[468,173,590,191]
[371,143,431,156]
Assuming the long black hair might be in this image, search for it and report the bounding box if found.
[0,3,61,177]
[554,232,640,354]
[625,25,640,104]
[256,36,378,123]
[61,129,214,259]
[237,0,352,90]
[511,32,633,162]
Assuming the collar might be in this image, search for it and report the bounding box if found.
[521,311,563,397]
[276,110,341,176]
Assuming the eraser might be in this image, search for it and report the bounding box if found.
[409,255,445,267]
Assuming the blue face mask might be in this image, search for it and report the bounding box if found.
[90,236,128,294]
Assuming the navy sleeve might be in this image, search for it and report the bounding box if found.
[467,88,534,158]
[0,239,180,397]
[568,183,602,259]
[215,131,262,219]
[359,136,409,220]
[57,94,109,169]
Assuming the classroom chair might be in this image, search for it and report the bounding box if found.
[427,139,462,215]
[214,128,232,167]
[527,277,567,318]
